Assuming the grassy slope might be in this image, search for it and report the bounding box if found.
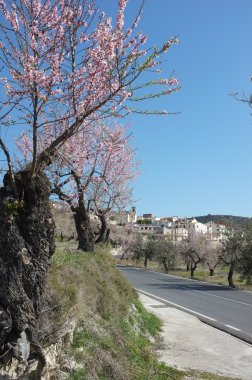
[45,245,241,380]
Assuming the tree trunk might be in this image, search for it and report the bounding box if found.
[228,264,235,287]
[144,256,148,268]
[0,171,55,373]
[210,268,214,276]
[105,228,110,244]
[74,202,94,252]
[186,263,190,271]
[190,263,196,277]
[96,213,108,244]
[162,259,169,273]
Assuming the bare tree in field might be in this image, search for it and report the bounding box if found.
[204,238,221,276]
[0,0,179,372]
[178,233,206,277]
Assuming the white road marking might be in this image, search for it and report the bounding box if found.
[123,265,252,295]
[225,324,241,331]
[137,288,216,322]
[132,272,252,308]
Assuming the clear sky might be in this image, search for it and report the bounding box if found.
[1,1,251,218]
[100,0,252,218]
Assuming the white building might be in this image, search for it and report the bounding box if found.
[171,218,208,235]
[152,217,173,228]
[171,227,188,241]
[132,214,228,243]
[206,221,227,240]
[109,207,137,225]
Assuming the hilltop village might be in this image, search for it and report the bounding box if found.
[51,203,228,242]
[109,208,227,242]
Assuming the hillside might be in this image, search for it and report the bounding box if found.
[1,244,183,380]
[195,214,252,226]
[1,243,243,379]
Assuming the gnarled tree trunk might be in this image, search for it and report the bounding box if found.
[96,212,110,244]
[0,170,55,374]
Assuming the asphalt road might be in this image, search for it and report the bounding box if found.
[118,265,252,344]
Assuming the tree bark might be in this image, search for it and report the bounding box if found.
[144,257,148,268]
[162,259,169,273]
[210,268,214,276]
[190,263,196,277]
[105,228,110,244]
[96,213,108,244]
[228,263,235,287]
[74,202,94,252]
[0,170,55,371]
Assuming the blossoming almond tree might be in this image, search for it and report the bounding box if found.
[87,125,140,246]
[48,123,140,251]
[0,0,179,371]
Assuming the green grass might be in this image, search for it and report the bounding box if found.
[68,297,183,380]
[68,368,87,380]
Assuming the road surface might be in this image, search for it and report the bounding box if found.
[118,265,252,344]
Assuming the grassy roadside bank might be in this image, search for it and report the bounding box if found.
[44,245,242,380]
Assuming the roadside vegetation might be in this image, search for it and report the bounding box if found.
[41,243,241,380]
[45,244,183,380]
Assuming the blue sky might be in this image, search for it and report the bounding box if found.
[100,0,252,217]
[1,1,251,218]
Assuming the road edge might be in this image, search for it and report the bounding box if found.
[137,288,252,346]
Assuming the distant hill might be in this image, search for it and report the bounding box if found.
[195,214,252,226]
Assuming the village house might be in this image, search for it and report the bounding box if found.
[109,207,137,225]
[205,221,227,240]
[132,215,228,242]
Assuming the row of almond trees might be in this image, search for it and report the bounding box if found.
[0,0,180,373]
[127,226,252,287]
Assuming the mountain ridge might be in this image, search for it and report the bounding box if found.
[195,214,252,226]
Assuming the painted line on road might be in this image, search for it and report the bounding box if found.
[121,269,252,345]
[121,265,252,294]
[190,288,252,307]
[133,272,252,308]
[136,288,216,322]
[225,324,241,331]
